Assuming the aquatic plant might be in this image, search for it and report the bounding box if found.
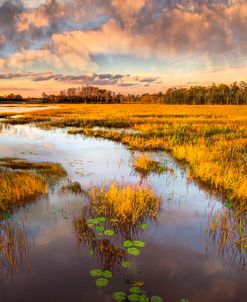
[88,181,161,225]
[207,207,247,268]
[133,153,168,176]
[60,180,84,194]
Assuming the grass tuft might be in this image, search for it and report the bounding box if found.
[88,181,161,225]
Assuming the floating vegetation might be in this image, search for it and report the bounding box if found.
[96,277,108,287]
[87,249,95,256]
[112,281,164,302]
[104,229,115,236]
[113,291,126,301]
[140,223,149,231]
[89,269,112,287]
[73,176,164,301]
[127,247,141,256]
[121,260,131,269]
[123,240,145,248]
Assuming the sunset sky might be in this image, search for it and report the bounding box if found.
[0,0,247,96]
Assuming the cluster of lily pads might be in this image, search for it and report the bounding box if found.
[112,281,164,302]
[89,268,113,287]
[123,240,145,256]
[87,216,115,236]
[84,215,170,302]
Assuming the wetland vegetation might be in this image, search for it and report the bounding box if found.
[0,104,246,302]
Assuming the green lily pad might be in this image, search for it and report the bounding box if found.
[95,225,105,232]
[130,287,141,294]
[96,277,108,287]
[113,291,126,302]
[97,216,107,223]
[123,240,134,248]
[151,296,164,302]
[104,229,114,236]
[102,270,112,279]
[139,295,150,302]
[127,247,140,256]
[133,240,145,248]
[121,261,132,269]
[128,294,141,301]
[87,218,99,225]
[87,249,95,256]
[89,269,102,277]
[140,223,148,231]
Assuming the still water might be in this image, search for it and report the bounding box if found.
[0,123,246,302]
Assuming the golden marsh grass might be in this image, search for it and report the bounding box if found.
[3,104,247,208]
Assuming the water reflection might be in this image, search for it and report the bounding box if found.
[0,122,246,302]
[0,218,32,274]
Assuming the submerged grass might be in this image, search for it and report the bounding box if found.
[207,207,246,268]
[133,153,167,176]
[0,158,67,211]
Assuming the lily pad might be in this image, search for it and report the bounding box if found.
[123,240,134,248]
[130,287,141,294]
[89,269,102,277]
[140,223,148,231]
[180,299,190,302]
[127,247,140,256]
[121,261,132,269]
[128,294,141,301]
[97,216,107,223]
[151,296,164,302]
[96,277,108,287]
[133,240,145,248]
[95,225,105,232]
[87,218,99,225]
[102,270,112,279]
[139,295,150,302]
[87,249,95,256]
[113,292,126,302]
[104,229,114,236]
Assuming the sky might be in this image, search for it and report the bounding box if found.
[0,0,247,96]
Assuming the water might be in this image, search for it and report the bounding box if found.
[0,123,246,302]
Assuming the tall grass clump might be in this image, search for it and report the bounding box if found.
[133,153,167,176]
[88,181,161,225]
[0,170,47,211]
[0,159,67,211]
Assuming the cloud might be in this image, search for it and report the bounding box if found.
[15,0,65,32]
[1,0,247,75]
[0,71,160,88]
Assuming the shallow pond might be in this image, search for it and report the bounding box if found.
[0,123,246,302]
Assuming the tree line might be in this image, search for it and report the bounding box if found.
[1,82,247,104]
